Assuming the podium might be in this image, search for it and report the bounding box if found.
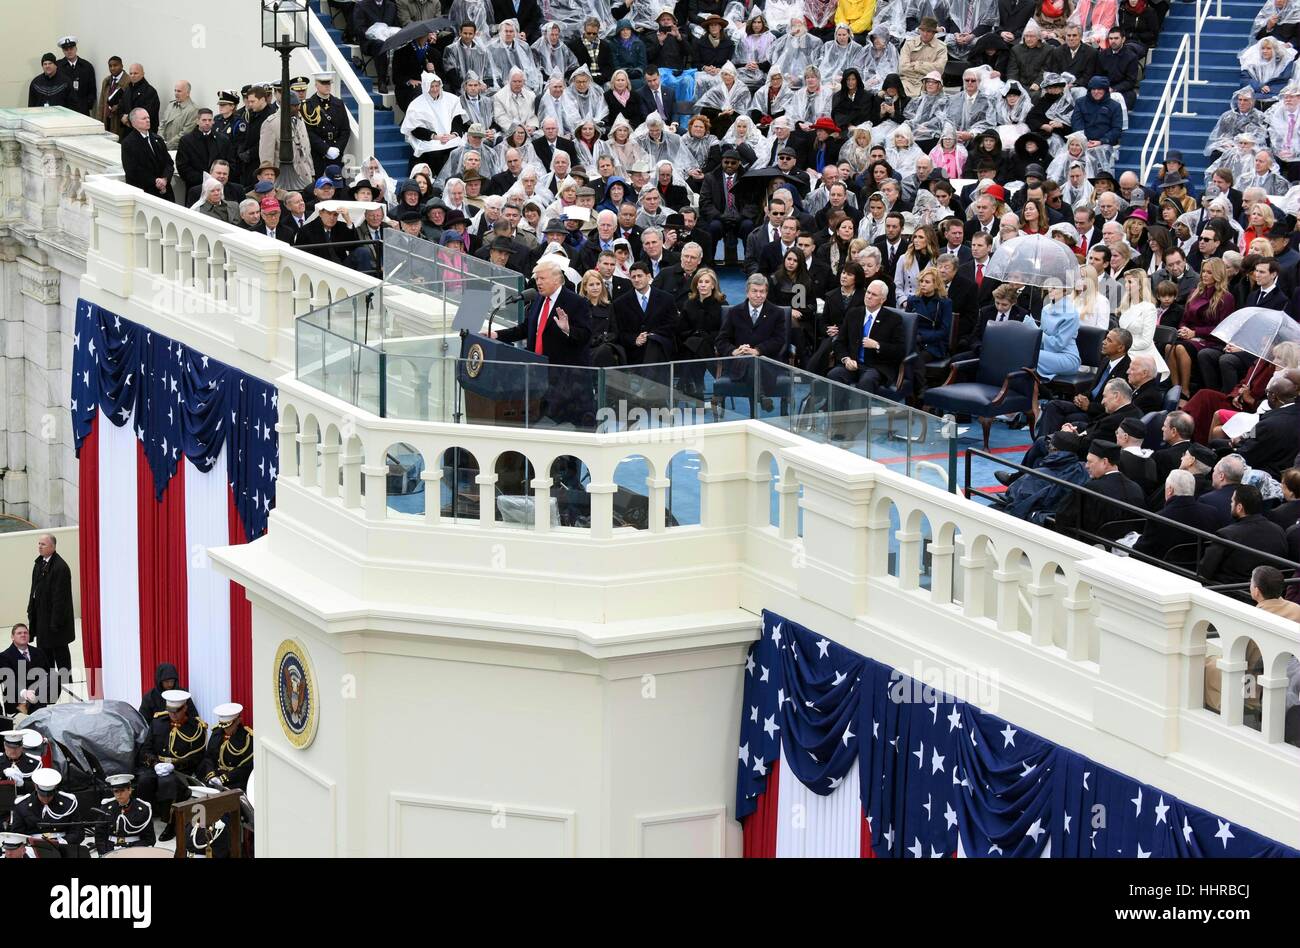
[457,332,549,427]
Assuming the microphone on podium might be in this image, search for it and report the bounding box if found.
[488,287,538,337]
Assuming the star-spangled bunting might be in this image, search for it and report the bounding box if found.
[736,611,1299,859]
[71,300,278,541]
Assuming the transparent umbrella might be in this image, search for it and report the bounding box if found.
[1211,306,1300,362]
[983,234,1082,289]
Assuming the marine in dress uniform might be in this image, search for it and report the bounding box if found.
[8,768,82,849]
[93,773,155,856]
[0,832,36,858]
[55,37,96,116]
[213,90,249,179]
[140,689,207,842]
[200,703,254,792]
[0,730,43,788]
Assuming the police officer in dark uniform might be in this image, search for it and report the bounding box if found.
[199,703,253,792]
[213,89,248,179]
[8,768,82,849]
[0,731,42,788]
[304,72,352,177]
[55,36,96,116]
[93,773,155,855]
[139,689,207,842]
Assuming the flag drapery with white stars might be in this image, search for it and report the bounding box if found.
[71,300,276,722]
[736,611,1298,859]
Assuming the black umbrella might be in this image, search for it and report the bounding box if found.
[378,18,455,54]
[740,165,809,201]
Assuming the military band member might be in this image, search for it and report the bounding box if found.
[0,832,35,858]
[184,813,231,858]
[0,731,41,788]
[9,768,81,848]
[200,703,253,792]
[94,773,155,855]
[144,689,207,841]
[214,89,248,179]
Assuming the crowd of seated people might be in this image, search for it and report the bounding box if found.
[54,0,1300,601]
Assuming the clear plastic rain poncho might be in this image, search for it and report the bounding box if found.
[751,67,795,118]
[572,120,614,170]
[1067,0,1117,35]
[696,62,754,111]
[1205,89,1269,156]
[548,0,618,40]
[912,188,953,228]
[994,79,1032,151]
[485,20,543,90]
[905,78,948,142]
[768,21,823,82]
[1041,72,1077,154]
[720,113,769,152]
[443,38,493,89]
[872,0,910,36]
[678,121,719,174]
[447,0,495,37]
[1205,133,1270,187]
[943,0,999,52]
[858,191,890,241]
[1240,37,1298,93]
[1251,0,1300,37]
[817,24,867,78]
[1059,159,1096,208]
[632,114,686,166]
[1264,86,1300,159]
[561,66,609,130]
[733,8,778,90]
[607,114,647,172]
[905,0,954,30]
[1047,131,1096,182]
[532,22,578,78]
[534,76,572,134]
[886,123,926,176]
[799,0,838,30]
[784,74,835,124]
[840,124,877,171]
[861,26,900,92]
[1238,149,1291,194]
[496,122,543,173]
[625,0,665,31]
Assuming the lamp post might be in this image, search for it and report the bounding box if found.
[261,0,309,180]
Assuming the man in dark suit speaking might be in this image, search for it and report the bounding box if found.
[28,534,75,682]
[121,107,174,201]
[492,258,593,424]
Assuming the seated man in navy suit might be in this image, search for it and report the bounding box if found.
[827,280,904,397]
[613,262,677,365]
[491,258,594,425]
[1197,454,1246,528]
[716,274,790,408]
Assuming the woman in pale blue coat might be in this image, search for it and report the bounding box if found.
[1035,282,1081,381]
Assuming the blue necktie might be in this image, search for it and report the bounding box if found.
[640,294,648,312]
[1091,362,1111,399]
[859,311,876,362]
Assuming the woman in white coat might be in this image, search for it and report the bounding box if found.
[1117,268,1170,380]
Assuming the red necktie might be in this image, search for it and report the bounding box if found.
[975,263,984,287]
[534,295,552,355]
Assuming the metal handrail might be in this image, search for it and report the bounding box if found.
[300,10,375,173]
[1194,0,1230,83]
[1139,34,1193,184]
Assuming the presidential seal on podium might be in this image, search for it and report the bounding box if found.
[274,639,318,748]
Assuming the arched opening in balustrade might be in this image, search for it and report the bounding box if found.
[438,446,480,521]
[162,222,179,280]
[929,521,959,604]
[383,442,426,516]
[341,434,364,508]
[667,450,704,527]
[297,414,320,487]
[295,274,314,318]
[1270,651,1300,748]
[902,510,934,591]
[494,451,537,525]
[995,546,1031,635]
[1191,620,1216,714]
[1034,561,1069,650]
[1230,634,1265,732]
[177,228,195,285]
[881,500,902,578]
[195,234,211,293]
[549,455,591,528]
[320,424,342,501]
[953,534,997,621]
[133,211,150,270]
[756,451,779,528]
[613,454,658,531]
